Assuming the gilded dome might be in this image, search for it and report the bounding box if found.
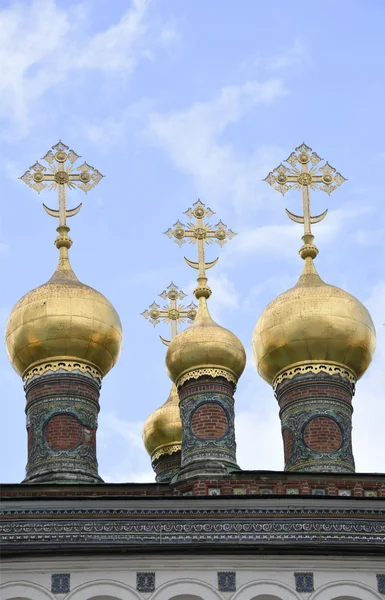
[142,384,182,460]
[252,257,376,385]
[5,250,122,378]
[166,296,246,386]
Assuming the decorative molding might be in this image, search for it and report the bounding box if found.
[177,367,237,388]
[273,362,356,390]
[23,359,102,384]
[1,505,384,553]
[151,443,181,462]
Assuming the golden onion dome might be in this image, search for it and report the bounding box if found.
[252,256,376,386]
[142,384,182,461]
[166,296,246,387]
[5,247,122,379]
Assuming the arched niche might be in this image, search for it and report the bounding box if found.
[0,582,55,600]
[66,581,141,600]
[309,581,382,600]
[150,579,222,600]
[232,581,301,600]
[85,597,123,600]
[169,596,203,600]
[249,596,283,600]
[252,594,282,600]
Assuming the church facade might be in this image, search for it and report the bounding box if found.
[1,142,384,600]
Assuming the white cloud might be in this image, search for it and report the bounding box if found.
[265,38,310,72]
[0,0,69,134]
[75,0,148,71]
[232,222,298,258]
[234,362,284,470]
[103,468,154,484]
[236,408,283,471]
[98,411,155,483]
[0,0,169,137]
[81,99,152,148]
[146,79,288,215]
[157,25,180,47]
[205,272,239,321]
[228,204,372,262]
[0,242,8,255]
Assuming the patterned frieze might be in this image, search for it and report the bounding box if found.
[1,497,384,555]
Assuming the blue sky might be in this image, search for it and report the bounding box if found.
[0,0,384,482]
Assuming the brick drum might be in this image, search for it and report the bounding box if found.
[277,380,353,409]
[26,375,100,405]
[303,416,342,452]
[45,414,83,451]
[282,428,294,461]
[191,403,229,439]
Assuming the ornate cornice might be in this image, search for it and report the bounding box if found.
[273,362,356,391]
[177,367,238,389]
[1,504,384,554]
[152,443,181,462]
[23,358,103,384]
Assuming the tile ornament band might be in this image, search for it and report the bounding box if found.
[273,362,356,391]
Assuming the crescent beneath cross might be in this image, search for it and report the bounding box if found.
[160,335,170,347]
[285,208,304,224]
[184,256,219,270]
[285,208,328,224]
[309,208,328,224]
[43,203,83,218]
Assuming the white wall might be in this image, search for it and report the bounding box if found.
[1,555,383,600]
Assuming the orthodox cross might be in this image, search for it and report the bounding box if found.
[164,199,235,296]
[141,282,197,345]
[264,143,346,240]
[20,141,103,245]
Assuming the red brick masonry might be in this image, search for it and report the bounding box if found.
[45,414,83,450]
[2,472,384,498]
[282,428,294,461]
[191,403,229,438]
[26,375,100,405]
[278,380,352,409]
[303,416,342,452]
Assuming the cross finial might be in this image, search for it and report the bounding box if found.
[141,282,197,346]
[20,141,103,252]
[264,143,346,259]
[164,199,236,299]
